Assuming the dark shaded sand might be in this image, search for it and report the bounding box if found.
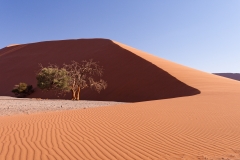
[0,39,240,159]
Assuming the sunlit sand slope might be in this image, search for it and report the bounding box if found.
[114,41,240,94]
[0,39,240,159]
[0,39,199,102]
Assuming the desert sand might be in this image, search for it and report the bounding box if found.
[0,39,240,159]
[0,96,124,116]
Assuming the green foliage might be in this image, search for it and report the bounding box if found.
[36,60,107,100]
[12,82,34,98]
[36,66,71,92]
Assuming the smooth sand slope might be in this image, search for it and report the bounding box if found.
[0,39,240,159]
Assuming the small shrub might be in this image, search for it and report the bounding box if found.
[12,82,34,98]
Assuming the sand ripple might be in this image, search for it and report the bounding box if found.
[0,95,240,159]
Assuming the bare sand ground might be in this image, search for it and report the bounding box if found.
[0,96,124,116]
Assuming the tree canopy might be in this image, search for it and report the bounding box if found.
[36,64,71,93]
[36,60,107,100]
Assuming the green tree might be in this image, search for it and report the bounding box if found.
[36,60,107,100]
[36,64,71,94]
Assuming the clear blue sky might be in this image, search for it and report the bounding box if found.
[1,1,239,73]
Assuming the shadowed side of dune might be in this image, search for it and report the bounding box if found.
[0,39,200,102]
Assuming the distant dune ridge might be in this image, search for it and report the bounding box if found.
[0,38,200,102]
[214,73,240,81]
[1,39,240,159]
[6,44,20,47]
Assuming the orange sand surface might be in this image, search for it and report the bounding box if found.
[0,39,240,159]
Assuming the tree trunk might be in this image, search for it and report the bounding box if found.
[71,89,76,100]
[71,79,76,100]
[76,86,81,100]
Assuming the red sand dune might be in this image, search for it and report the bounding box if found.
[0,39,199,102]
[0,39,240,159]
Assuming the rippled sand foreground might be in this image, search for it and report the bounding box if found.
[1,94,240,160]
